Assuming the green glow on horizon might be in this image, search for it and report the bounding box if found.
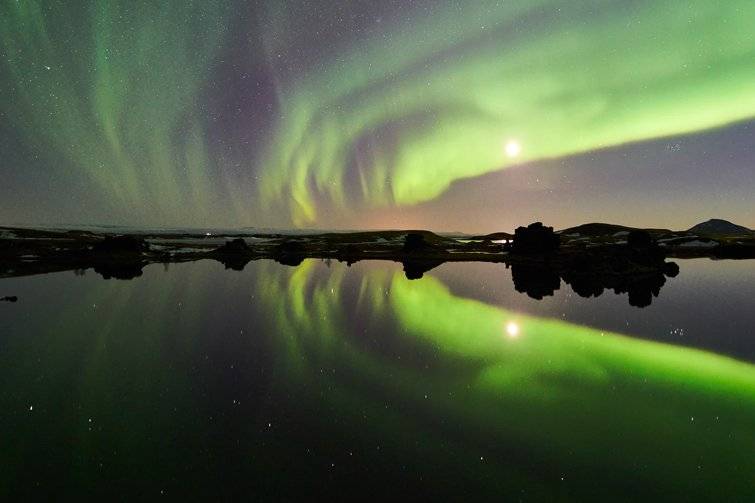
[259,0,755,224]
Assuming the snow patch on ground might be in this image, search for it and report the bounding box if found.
[612,231,629,237]
[678,240,718,248]
[148,237,229,247]
[169,248,209,254]
[150,244,209,254]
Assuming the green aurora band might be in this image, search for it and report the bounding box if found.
[2,0,755,225]
[0,1,232,221]
[260,0,755,224]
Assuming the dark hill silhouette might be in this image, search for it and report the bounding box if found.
[559,223,672,237]
[559,223,633,236]
[687,219,752,236]
[469,232,514,241]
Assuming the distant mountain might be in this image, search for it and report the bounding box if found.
[469,232,514,241]
[687,219,753,236]
[558,223,634,236]
[558,223,672,237]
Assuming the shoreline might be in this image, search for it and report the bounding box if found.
[2,224,753,308]
[2,224,752,278]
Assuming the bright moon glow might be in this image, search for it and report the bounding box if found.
[505,140,521,158]
[506,321,519,338]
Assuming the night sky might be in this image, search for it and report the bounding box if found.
[1,1,753,232]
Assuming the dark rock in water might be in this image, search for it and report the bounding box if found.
[663,262,680,277]
[511,222,560,254]
[215,238,250,254]
[565,274,606,299]
[516,242,682,307]
[401,259,444,280]
[1,295,18,302]
[212,239,254,270]
[627,230,653,249]
[92,235,148,254]
[403,233,431,252]
[276,255,304,267]
[93,262,145,280]
[87,237,149,279]
[274,240,305,267]
[276,240,305,254]
[218,256,252,271]
[622,274,666,308]
[713,243,755,259]
[560,265,669,308]
[336,244,360,266]
[510,263,561,299]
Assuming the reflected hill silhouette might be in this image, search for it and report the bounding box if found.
[216,255,252,271]
[210,238,255,270]
[510,263,561,300]
[509,243,680,307]
[401,259,445,280]
[89,236,149,280]
[503,227,681,307]
[92,261,146,280]
[511,261,679,307]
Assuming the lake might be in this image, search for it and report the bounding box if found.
[1,258,754,499]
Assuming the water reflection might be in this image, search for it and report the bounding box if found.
[71,249,681,308]
[510,259,679,307]
[0,259,753,499]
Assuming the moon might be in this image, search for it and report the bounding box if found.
[505,321,519,338]
[505,140,521,158]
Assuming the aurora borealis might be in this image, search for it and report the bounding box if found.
[1,0,754,230]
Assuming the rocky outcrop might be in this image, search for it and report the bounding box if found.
[511,222,560,254]
[403,233,432,252]
[211,238,253,270]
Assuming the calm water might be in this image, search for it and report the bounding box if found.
[1,258,754,500]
